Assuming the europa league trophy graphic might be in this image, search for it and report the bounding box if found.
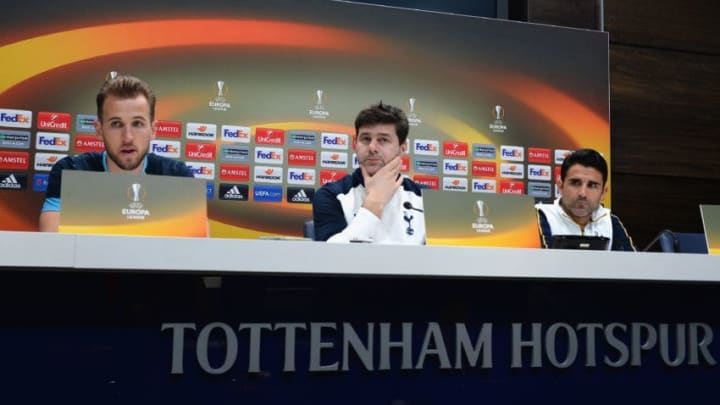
[309,89,329,119]
[129,183,144,209]
[475,200,488,224]
[407,97,421,126]
[209,80,231,111]
[489,104,507,133]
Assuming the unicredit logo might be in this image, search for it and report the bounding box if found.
[37,112,71,131]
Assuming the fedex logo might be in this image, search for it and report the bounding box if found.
[151,140,181,158]
[254,165,283,183]
[412,175,439,190]
[443,159,468,175]
[528,147,552,163]
[352,153,359,169]
[221,125,251,143]
[320,169,347,185]
[287,168,316,185]
[472,161,496,177]
[321,132,349,150]
[500,180,525,195]
[500,163,524,179]
[186,142,217,161]
[0,109,32,128]
[0,151,30,170]
[555,149,573,164]
[254,147,284,164]
[155,120,182,138]
[413,140,439,156]
[255,128,285,145]
[288,149,316,166]
[528,164,551,181]
[472,179,496,193]
[35,132,70,151]
[442,177,468,192]
[443,141,468,158]
[37,112,71,131]
[75,135,105,152]
[320,151,348,168]
[500,145,524,162]
[33,152,66,171]
[186,162,215,180]
[219,164,250,181]
[186,123,217,141]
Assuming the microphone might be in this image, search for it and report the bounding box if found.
[403,201,424,213]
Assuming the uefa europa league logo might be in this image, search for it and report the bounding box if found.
[315,89,324,107]
[309,89,329,119]
[209,80,231,111]
[131,183,142,203]
[216,81,226,98]
[409,97,416,114]
[474,200,488,224]
[105,71,119,82]
[407,97,421,126]
[493,105,504,121]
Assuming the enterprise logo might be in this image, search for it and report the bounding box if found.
[0,129,31,149]
[288,131,317,147]
[472,144,496,159]
[75,114,97,133]
[528,181,552,198]
[0,109,32,128]
[253,185,283,203]
[221,145,250,162]
[414,158,439,174]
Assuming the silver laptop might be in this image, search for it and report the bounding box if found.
[59,170,208,237]
[423,189,540,248]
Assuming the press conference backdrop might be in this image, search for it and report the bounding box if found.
[0,0,609,238]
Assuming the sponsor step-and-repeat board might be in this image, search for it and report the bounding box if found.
[0,0,610,238]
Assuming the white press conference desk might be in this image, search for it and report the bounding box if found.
[1,231,719,282]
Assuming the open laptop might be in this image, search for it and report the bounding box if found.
[423,189,540,248]
[700,204,720,255]
[59,170,208,237]
[550,235,609,250]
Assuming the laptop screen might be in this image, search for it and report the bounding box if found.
[59,170,208,237]
[550,235,609,250]
[700,204,720,255]
[423,189,540,248]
